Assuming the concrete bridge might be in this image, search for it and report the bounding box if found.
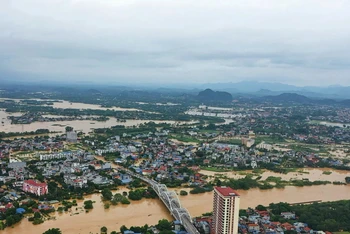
[126,170,200,234]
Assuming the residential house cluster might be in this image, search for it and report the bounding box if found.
[238,208,332,234]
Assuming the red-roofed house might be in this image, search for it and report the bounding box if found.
[248,224,260,232]
[142,169,153,176]
[271,221,281,227]
[281,222,294,231]
[22,180,48,196]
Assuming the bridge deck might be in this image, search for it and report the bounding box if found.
[126,171,200,234]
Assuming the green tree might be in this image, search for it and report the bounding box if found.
[34,212,42,219]
[0,221,5,230]
[5,216,15,226]
[101,188,113,201]
[256,205,267,211]
[128,190,143,200]
[346,177,350,183]
[100,226,107,233]
[120,225,128,233]
[65,126,73,132]
[84,200,93,209]
[159,230,174,234]
[179,190,188,196]
[43,228,62,234]
[156,219,172,231]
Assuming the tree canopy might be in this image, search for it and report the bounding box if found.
[43,228,62,234]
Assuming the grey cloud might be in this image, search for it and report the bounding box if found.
[0,0,350,85]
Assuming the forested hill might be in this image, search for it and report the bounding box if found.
[197,89,232,103]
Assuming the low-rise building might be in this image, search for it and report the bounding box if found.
[22,180,48,196]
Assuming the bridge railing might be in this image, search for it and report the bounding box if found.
[125,170,200,234]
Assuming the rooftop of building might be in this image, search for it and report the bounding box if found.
[24,179,47,187]
[215,186,240,197]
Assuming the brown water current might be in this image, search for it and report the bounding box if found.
[4,183,350,234]
[0,110,194,134]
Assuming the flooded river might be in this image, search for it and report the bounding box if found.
[5,183,350,234]
[0,98,197,134]
[0,110,194,134]
[4,192,172,234]
[49,100,144,112]
[175,184,350,217]
[318,121,350,128]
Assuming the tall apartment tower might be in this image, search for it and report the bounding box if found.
[212,186,240,234]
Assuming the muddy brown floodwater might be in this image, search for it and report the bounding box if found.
[199,168,350,183]
[0,110,195,134]
[4,192,172,234]
[5,184,350,234]
[174,184,350,217]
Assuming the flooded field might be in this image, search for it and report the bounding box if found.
[199,168,350,183]
[49,100,144,112]
[0,110,194,134]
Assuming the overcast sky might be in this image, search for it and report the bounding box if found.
[1,0,350,86]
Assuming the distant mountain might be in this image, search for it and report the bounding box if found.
[200,81,350,99]
[201,81,297,93]
[198,89,232,103]
[262,93,312,103]
[340,99,350,106]
[258,93,350,107]
[86,89,102,94]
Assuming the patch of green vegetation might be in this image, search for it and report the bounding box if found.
[216,139,242,145]
[200,167,228,172]
[103,152,121,161]
[255,135,286,144]
[296,170,309,174]
[290,179,331,187]
[269,200,350,231]
[252,169,264,174]
[265,176,283,183]
[83,200,93,209]
[180,190,188,196]
[198,129,218,134]
[322,171,332,175]
[290,144,319,153]
[170,134,201,143]
[333,181,346,185]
